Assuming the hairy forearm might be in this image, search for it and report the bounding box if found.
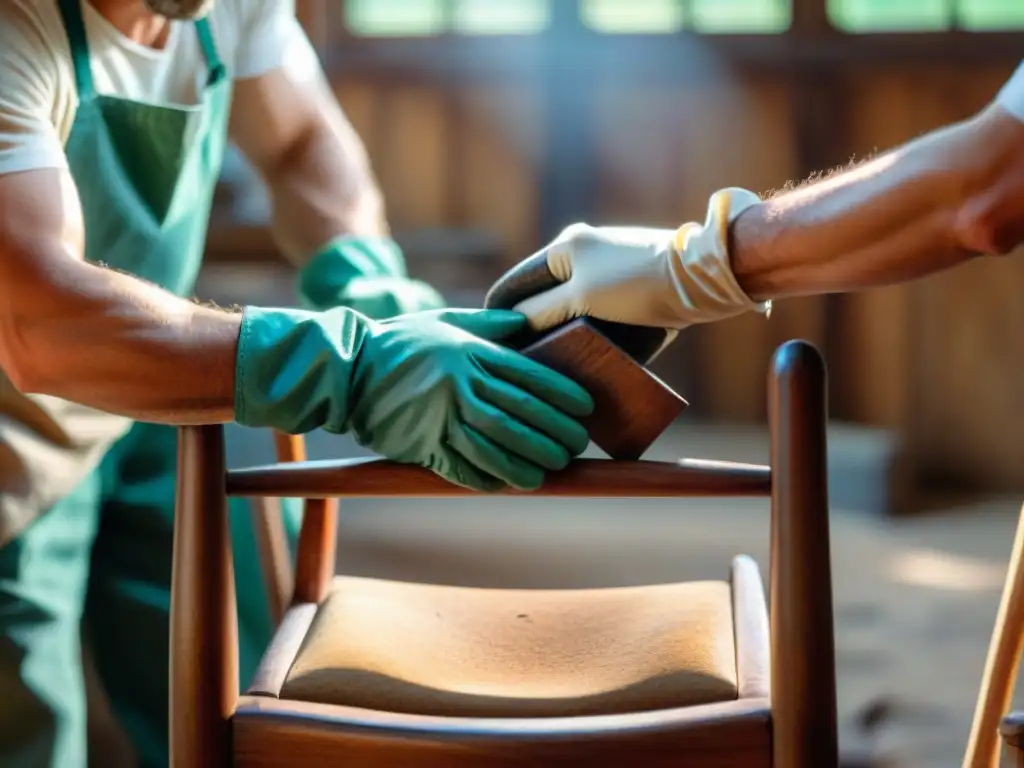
[262,107,387,263]
[730,104,1024,301]
[1,255,240,424]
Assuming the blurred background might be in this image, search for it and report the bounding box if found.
[197,1,1024,764]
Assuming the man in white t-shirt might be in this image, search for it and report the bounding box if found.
[0,1,599,767]
[510,63,1024,342]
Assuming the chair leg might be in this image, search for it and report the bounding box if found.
[963,503,1024,768]
[768,340,839,768]
[170,425,238,768]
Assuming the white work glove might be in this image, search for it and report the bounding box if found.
[514,188,771,344]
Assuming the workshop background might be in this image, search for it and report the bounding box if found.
[197,1,1024,765]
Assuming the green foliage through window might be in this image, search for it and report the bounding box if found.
[345,0,549,36]
[581,0,791,33]
[345,0,791,36]
[827,0,1024,32]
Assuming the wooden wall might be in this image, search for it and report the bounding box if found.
[208,10,1024,491]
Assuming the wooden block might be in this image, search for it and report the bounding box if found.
[521,319,688,460]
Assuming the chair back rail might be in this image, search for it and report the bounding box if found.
[227,457,772,499]
[169,339,838,768]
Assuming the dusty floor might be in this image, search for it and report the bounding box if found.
[226,420,1024,768]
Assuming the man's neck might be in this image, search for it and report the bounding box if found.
[87,0,172,49]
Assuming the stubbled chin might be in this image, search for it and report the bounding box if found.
[141,0,215,20]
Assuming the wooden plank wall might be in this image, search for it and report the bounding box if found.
[212,7,1024,490]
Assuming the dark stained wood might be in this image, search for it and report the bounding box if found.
[247,603,319,699]
[767,341,838,767]
[171,340,839,767]
[171,425,238,768]
[520,320,687,460]
[293,498,338,605]
[233,695,772,768]
[226,457,771,499]
[318,35,1022,84]
[731,556,770,701]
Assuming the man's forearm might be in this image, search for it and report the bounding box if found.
[2,257,241,424]
[729,104,1024,302]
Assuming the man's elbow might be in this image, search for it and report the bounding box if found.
[954,179,1024,256]
[953,105,1024,256]
[0,308,44,394]
[0,257,66,395]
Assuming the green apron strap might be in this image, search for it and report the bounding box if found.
[56,0,96,100]
[193,19,227,86]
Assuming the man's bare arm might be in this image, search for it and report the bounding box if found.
[0,168,240,423]
[229,65,387,263]
[730,102,1024,301]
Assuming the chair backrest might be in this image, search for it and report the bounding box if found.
[169,339,837,768]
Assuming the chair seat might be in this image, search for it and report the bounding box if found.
[280,575,739,718]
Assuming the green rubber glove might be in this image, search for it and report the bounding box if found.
[235,307,593,492]
[297,236,446,319]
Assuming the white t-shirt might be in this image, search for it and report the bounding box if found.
[0,0,320,176]
[997,61,1024,122]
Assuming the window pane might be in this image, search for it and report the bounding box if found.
[345,0,445,36]
[958,0,1024,30]
[690,0,791,32]
[453,0,550,34]
[581,0,685,33]
[827,0,951,32]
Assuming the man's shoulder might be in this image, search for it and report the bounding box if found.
[213,0,294,30]
[0,1,68,87]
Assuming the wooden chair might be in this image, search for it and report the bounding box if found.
[169,339,839,767]
[965,503,1024,767]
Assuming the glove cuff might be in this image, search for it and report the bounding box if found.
[668,187,771,325]
[297,236,408,311]
[235,305,372,434]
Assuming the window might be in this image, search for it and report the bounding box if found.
[346,0,445,36]
[581,0,685,33]
[344,0,790,36]
[454,0,550,34]
[345,0,549,36]
[582,0,791,33]
[827,0,1024,32]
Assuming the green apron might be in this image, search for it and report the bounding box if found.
[0,3,300,766]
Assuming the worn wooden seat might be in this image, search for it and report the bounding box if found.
[169,339,839,767]
[278,575,741,717]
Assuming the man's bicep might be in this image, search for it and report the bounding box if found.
[228,0,330,171]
